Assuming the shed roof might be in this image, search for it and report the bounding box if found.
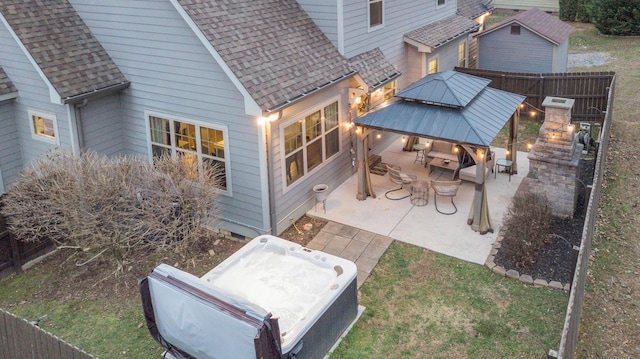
[354,71,525,146]
[0,66,17,101]
[348,48,402,92]
[0,0,129,103]
[176,0,355,112]
[476,8,572,45]
[457,0,495,20]
[404,14,480,50]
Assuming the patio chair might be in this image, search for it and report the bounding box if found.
[431,179,462,215]
[385,164,417,200]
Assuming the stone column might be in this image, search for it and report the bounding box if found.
[523,97,583,217]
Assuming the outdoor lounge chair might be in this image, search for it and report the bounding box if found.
[431,179,462,215]
[385,164,417,200]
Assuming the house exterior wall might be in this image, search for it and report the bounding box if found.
[477,25,554,73]
[297,0,340,51]
[79,93,125,156]
[0,100,21,193]
[70,0,268,238]
[493,0,559,13]
[0,24,73,166]
[270,81,356,234]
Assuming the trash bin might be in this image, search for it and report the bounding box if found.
[313,184,328,213]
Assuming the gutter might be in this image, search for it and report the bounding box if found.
[62,81,131,105]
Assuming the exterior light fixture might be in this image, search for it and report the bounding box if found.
[401,136,406,143]
[355,97,362,104]
[530,110,536,117]
[376,133,381,139]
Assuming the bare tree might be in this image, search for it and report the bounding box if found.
[1,149,221,274]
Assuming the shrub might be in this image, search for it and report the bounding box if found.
[1,149,221,273]
[588,0,640,35]
[500,192,553,270]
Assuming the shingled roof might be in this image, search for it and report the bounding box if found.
[477,8,572,45]
[404,14,480,50]
[0,66,17,101]
[176,0,356,112]
[0,0,129,103]
[348,48,401,92]
[457,0,494,20]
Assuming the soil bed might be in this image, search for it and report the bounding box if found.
[494,158,595,284]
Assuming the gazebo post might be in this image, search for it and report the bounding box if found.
[472,147,485,227]
[356,127,368,200]
[507,108,520,174]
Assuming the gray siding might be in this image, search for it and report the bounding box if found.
[70,0,267,238]
[79,93,124,156]
[493,0,559,12]
[270,82,355,234]
[297,0,339,49]
[0,22,73,169]
[342,0,457,89]
[477,26,554,73]
[552,38,569,72]
[0,100,22,192]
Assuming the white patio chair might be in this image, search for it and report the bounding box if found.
[385,164,417,200]
[431,179,462,215]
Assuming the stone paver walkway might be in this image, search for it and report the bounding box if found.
[305,221,393,288]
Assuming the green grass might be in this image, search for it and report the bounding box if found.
[330,243,567,358]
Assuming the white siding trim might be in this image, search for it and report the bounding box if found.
[257,121,271,231]
[66,104,80,154]
[0,14,62,105]
[0,167,4,194]
[337,0,345,54]
[168,0,262,117]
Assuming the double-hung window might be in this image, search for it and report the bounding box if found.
[383,81,396,101]
[29,110,58,144]
[428,56,439,74]
[369,0,383,29]
[458,41,467,67]
[283,101,340,187]
[148,113,228,190]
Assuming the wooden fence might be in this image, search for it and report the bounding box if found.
[0,308,96,359]
[455,68,614,124]
[0,197,53,279]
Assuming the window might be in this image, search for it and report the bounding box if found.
[437,0,446,7]
[29,110,58,144]
[458,41,467,68]
[356,94,369,117]
[148,114,228,190]
[428,57,439,74]
[283,100,340,187]
[369,0,383,29]
[383,81,396,101]
[511,25,521,35]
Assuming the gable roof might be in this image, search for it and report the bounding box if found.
[0,0,129,104]
[0,66,17,101]
[404,14,480,51]
[457,0,495,20]
[476,8,572,45]
[175,0,356,113]
[348,48,401,92]
[354,71,525,146]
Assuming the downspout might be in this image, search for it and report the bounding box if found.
[73,98,88,150]
[265,120,277,235]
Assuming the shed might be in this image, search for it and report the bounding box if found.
[474,8,572,73]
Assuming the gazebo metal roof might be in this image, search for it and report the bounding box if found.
[354,70,525,146]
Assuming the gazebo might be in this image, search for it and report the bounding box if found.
[353,70,525,234]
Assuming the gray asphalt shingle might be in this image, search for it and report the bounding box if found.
[348,48,401,91]
[177,0,355,112]
[478,8,573,45]
[0,66,17,98]
[457,0,494,20]
[405,14,480,49]
[0,0,128,103]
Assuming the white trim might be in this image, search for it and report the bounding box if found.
[436,0,447,9]
[337,0,345,54]
[28,109,59,145]
[169,0,262,117]
[0,14,62,105]
[0,166,4,194]
[367,0,385,32]
[144,110,232,196]
[66,104,80,154]
[280,97,341,194]
[257,120,271,231]
[403,37,434,53]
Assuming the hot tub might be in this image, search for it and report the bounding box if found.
[140,235,358,359]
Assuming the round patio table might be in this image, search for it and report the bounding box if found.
[410,180,429,206]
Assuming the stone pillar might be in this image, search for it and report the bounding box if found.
[523,97,582,217]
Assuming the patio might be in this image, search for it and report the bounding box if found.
[308,137,530,265]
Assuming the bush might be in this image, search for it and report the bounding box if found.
[500,192,553,270]
[588,0,640,35]
[1,149,221,273]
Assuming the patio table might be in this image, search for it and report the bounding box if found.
[428,158,458,180]
[495,158,513,181]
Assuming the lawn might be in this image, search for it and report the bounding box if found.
[1,17,634,359]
